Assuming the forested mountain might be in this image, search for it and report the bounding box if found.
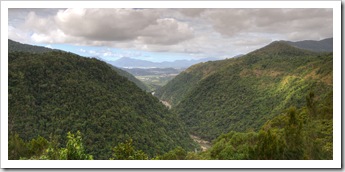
[7,39,333,160]
[284,38,333,52]
[8,39,149,92]
[8,50,196,159]
[155,41,332,141]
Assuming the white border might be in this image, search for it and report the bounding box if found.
[1,1,341,169]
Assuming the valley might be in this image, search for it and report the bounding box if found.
[8,38,334,160]
[120,67,183,91]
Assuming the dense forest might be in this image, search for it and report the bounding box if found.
[8,47,197,159]
[10,91,332,160]
[8,39,333,160]
[156,41,332,141]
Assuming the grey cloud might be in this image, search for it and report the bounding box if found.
[233,37,272,46]
[21,8,196,45]
[139,18,194,45]
[55,8,159,41]
[204,8,333,41]
[9,8,63,26]
[8,8,333,59]
[178,9,205,17]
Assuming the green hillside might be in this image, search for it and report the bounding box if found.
[8,51,196,159]
[9,39,149,92]
[203,91,333,160]
[156,41,332,141]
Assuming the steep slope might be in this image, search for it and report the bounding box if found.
[155,60,224,107]
[8,51,196,159]
[156,41,332,141]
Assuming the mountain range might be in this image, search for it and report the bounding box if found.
[284,38,333,52]
[108,57,220,69]
[7,37,333,160]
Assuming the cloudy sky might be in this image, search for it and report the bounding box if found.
[8,8,333,62]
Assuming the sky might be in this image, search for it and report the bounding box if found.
[8,8,333,62]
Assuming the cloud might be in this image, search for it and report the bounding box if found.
[8,8,333,59]
[138,18,194,45]
[55,8,159,41]
[178,9,205,17]
[24,11,57,35]
[15,8,195,47]
[203,8,333,41]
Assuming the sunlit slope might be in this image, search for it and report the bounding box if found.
[157,41,332,141]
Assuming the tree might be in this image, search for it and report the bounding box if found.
[110,139,148,160]
[306,91,317,118]
[250,129,285,160]
[59,131,93,160]
[283,107,304,159]
[8,134,27,160]
[157,146,187,160]
[22,131,93,160]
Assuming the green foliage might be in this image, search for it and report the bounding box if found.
[203,90,332,160]
[110,139,148,160]
[17,131,93,160]
[249,129,285,160]
[157,42,333,141]
[8,134,49,160]
[155,61,221,107]
[60,131,93,160]
[156,146,188,160]
[283,107,304,159]
[8,50,196,159]
[8,40,332,161]
[209,131,258,160]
